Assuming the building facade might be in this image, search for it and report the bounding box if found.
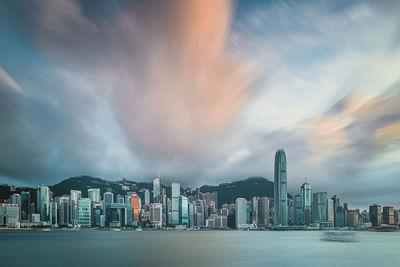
[274,149,288,226]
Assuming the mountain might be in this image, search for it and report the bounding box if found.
[200,177,276,208]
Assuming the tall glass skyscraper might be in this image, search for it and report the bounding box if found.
[312,192,327,223]
[235,198,247,228]
[153,177,161,203]
[179,196,188,225]
[37,185,50,222]
[59,196,70,225]
[294,194,303,225]
[171,182,180,225]
[78,198,91,226]
[144,189,150,205]
[70,190,81,225]
[88,188,101,202]
[301,181,312,225]
[274,149,287,225]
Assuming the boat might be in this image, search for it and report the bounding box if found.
[112,228,121,232]
[321,231,358,242]
[41,228,51,232]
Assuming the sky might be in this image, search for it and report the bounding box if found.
[0,0,399,208]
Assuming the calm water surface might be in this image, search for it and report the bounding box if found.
[1,230,399,267]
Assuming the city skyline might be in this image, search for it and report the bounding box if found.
[0,0,400,209]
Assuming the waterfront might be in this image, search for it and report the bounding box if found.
[1,231,399,267]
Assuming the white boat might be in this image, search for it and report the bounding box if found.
[41,228,51,232]
[112,229,121,232]
[321,231,358,242]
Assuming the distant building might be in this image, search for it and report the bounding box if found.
[20,191,31,221]
[70,190,82,225]
[130,194,140,223]
[347,210,359,227]
[88,188,101,202]
[103,192,114,205]
[179,196,188,225]
[294,194,303,225]
[369,204,382,227]
[171,182,180,225]
[312,192,327,224]
[235,198,247,228]
[301,181,312,225]
[335,206,347,227]
[78,198,91,226]
[153,177,161,203]
[150,203,162,227]
[59,196,70,225]
[50,202,58,225]
[327,199,334,227]
[0,204,19,227]
[331,195,340,226]
[382,205,394,225]
[10,193,22,219]
[259,197,270,226]
[37,185,50,222]
[251,197,259,225]
[274,149,288,226]
[144,189,150,205]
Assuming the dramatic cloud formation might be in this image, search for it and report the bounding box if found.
[0,0,399,207]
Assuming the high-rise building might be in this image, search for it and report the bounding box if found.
[347,210,359,227]
[153,177,161,203]
[294,194,303,225]
[251,197,259,225]
[130,194,140,223]
[88,188,101,202]
[259,197,270,226]
[331,195,340,226]
[10,193,22,219]
[103,192,114,205]
[188,202,194,227]
[382,205,394,225]
[312,192,327,224]
[179,196,188,225]
[369,204,382,227]
[37,185,50,222]
[335,206,347,227]
[235,198,247,229]
[144,189,150,205]
[77,198,91,226]
[171,182,180,225]
[92,202,102,227]
[301,181,312,225]
[274,149,288,226]
[20,191,31,221]
[70,190,81,225]
[327,199,334,227]
[49,201,58,225]
[59,196,70,225]
[150,203,163,227]
[0,204,19,227]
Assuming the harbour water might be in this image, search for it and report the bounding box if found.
[1,230,399,267]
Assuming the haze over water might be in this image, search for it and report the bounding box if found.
[1,231,400,267]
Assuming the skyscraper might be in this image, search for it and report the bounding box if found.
[150,203,162,227]
[20,191,31,221]
[70,190,81,225]
[251,196,259,225]
[103,191,114,205]
[382,205,394,225]
[274,149,287,226]
[10,194,22,219]
[77,198,91,226]
[327,199,334,227]
[294,194,303,225]
[259,197,270,226]
[130,194,140,223]
[50,201,58,225]
[153,177,161,203]
[301,180,312,225]
[179,196,188,225]
[59,196,70,225]
[312,192,327,224]
[88,188,101,202]
[331,195,340,226]
[171,182,180,225]
[144,189,150,205]
[37,185,50,222]
[236,198,247,228]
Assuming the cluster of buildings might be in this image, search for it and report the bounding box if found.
[1,149,399,230]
